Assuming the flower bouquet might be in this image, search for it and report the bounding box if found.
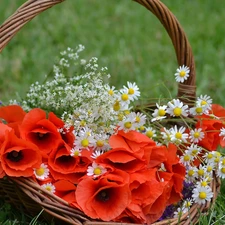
[0,0,222,225]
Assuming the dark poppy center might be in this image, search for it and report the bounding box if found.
[36,132,49,140]
[7,150,23,162]
[97,190,110,202]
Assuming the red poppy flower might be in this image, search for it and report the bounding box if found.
[0,105,26,136]
[19,108,62,156]
[48,112,75,147]
[159,144,185,204]
[48,142,92,184]
[0,130,42,177]
[54,179,77,204]
[76,169,131,221]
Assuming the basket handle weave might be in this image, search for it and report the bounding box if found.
[0,0,196,103]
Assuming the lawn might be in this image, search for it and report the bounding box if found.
[0,0,225,224]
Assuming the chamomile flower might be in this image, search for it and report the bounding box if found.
[203,151,215,164]
[106,85,117,97]
[173,207,188,218]
[87,162,107,178]
[41,183,56,194]
[174,65,190,83]
[185,166,198,182]
[167,99,189,117]
[74,130,95,150]
[132,112,146,128]
[118,90,131,107]
[180,150,193,166]
[189,104,209,116]
[186,144,202,158]
[183,198,193,209]
[170,125,188,144]
[217,164,225,179]
[91,150,105,159]
[196,164,207,178]
[117,113,136,132]
[122,81,140,101]
[192,186,213,204]
[70,148,82,157]
[219,127,225,140]
[145,127,157,139]
[189,128,205,143]
[196,95,212,111]
[151,103,167,122]
[34,163,49,180]
[161,128,172,143]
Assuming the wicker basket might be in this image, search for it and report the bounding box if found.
[0,0,221,224]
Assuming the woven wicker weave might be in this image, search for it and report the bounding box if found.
[0,0,221,224]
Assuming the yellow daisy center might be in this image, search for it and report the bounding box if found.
[191,149,198,156]
[185,201,191,207]
[121,93,129,101]
[179,71,186,77]
[128,88,134,95]
[201,100,207,106]
[199,192,207,199]
[221,167,225,174]
[108,89,114,96]
[124,110,130,115]
[207,166,212,172]
[184,155,190,161]
[198,169,204,176]
[207,153,213,159]
[173,107,182,116]
[196,107,203,113]
[94,167,102,175]
[188,170,194,176]
[36,168,45,176]
[158,109,166,116]
[45,186,53,192]
[201,181,208,187]
[135,116,140,123]
[124,122,132,129]
[194,132,200,138]
[146,130,154,138]
[118,113,124,121]
[73,150,80,157]
[113,101,120,111]
[175,132,182,139]
[81,139,89,147]
[139,126,145,132]
[80,120,86,127]
[96,140,104,147]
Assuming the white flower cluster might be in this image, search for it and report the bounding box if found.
[18,46,142,155]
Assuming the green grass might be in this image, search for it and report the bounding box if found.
[1,0,225,224]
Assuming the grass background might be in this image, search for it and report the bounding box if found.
[0,0,225,224]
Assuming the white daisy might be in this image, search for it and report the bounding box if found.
[192,186,213,204]
[186,143,202,158]
[117,113,136,132]
[173,207,188,218]
[91,150,105,159]
[196,95,212,111]
[185,166,198,182]
[180,150,194,166]
[122,81,140,101]
[74,129,95,150]
[183,198,193,209]
[145,127,157,139]
[174,65,190,83]
[151,103,167,122]
[33,163,49,180]
[70,148,82,157]
[132,112,146,128]
[87,162,107,178]
[189,128,205,143]
[161,128,172,143]
[219,127,225,140]
[41,183,56,194]
[170,125,188,144]
[189,104,209,116]
[167,99,189,117]
[217,164,225,179]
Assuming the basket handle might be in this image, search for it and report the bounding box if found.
[134,0,196,103]
[0,0,65,52]
[0,0,196,104]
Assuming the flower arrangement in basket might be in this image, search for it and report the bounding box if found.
[0,0,223,225]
